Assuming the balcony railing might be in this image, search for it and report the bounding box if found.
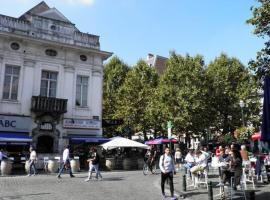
[31,96,68,114]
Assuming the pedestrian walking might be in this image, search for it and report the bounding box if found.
[57,145,75,179]
[159,147,176,200]
[85,147,94,182]
[174,148,182,171]
[28,147,37,176]
[85,148,102,181]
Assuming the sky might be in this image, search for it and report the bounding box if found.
[0,0,265,67]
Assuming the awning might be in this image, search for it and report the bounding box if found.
[0,132,32,142]
[69,135,110,144]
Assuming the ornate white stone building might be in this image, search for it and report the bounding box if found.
[0,1,112,154]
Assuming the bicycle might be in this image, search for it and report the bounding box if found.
[143,160,157,175]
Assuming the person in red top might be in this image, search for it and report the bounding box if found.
[215,146,223,157]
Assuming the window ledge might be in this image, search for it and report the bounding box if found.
[1,99,20,104]
[75,106,90,111]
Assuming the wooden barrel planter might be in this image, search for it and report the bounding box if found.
[47,160,58,173]
[123,158,138,170]
[1,160,13,176]
[70,159,80,172]
[115,157,123,170]
[25,160,30,174]
[137,158,144,170]
[105,158,115,170]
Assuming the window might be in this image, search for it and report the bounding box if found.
[80,55,87,61]
[76,76,88,107]
[40,71,58,97]
[10,42,20,50]
[45,49,57,57]
[3,65,20,100]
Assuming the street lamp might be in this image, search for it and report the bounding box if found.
[239,100,245,126]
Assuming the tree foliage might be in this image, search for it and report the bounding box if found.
[158,52,209,136]
[206,54,261,133]
[102,56,130,137]
[247,0,270,80]
[115,60,159,138]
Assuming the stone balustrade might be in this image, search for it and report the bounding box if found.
[0,14,100,49]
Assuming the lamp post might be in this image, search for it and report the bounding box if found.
[239,100,245,126]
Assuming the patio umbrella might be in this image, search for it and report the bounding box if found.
[100,137,149,150]
[261,76,270,141]
[145,138,178,145]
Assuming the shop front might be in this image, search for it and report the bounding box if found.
[63,118,108,169]
[0,115,32,169]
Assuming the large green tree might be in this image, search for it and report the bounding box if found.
[158,52,209,139]
[206,54,261,134]
[102,56,130,137]
[247,0,270,80]
[116,60,159,139]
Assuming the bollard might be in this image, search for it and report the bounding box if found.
[249,190,255,200]
[182,174,187,192]
[208,181,213,200]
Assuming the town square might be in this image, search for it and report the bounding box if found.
[1,0,270,200]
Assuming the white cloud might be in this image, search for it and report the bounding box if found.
[61,0,95,6]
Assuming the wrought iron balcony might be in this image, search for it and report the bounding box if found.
[31,96,68,114]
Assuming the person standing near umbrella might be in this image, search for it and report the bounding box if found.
[159,147,176,199]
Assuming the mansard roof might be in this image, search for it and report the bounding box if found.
[19,1,71,23]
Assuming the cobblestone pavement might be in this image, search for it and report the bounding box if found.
[1,169,270,200]
[0,171,163,200]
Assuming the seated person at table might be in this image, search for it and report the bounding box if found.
[190,150,207,174]
[215,146,223,158]
[184,149,195,170]
[217,149,231,186]
[218,150,242,189]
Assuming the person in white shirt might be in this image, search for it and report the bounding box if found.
[190,150,207,173]
[190,150,208,188]
[184,149,195,170]
[57,145,75,178]
[159,147,176,200]
[28,147,37,176]
[174,148,182,171]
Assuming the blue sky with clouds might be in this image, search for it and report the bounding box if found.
[0,0,265,66]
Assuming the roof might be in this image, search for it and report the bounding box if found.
[19,1,71,23]
[146,53,168,75]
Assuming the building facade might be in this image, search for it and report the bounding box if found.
[0,1,112,154]
[145,53,168,75]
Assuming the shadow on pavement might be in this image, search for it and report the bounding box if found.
[102,177,125,181]
[254,191,270,199]
[0,193,51,199]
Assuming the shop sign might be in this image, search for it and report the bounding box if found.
[0,115,31,132]
[63,119,101,129]
[40,122,53,131]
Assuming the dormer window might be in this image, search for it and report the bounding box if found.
[50,25,56,30]
[45,49,57,57]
